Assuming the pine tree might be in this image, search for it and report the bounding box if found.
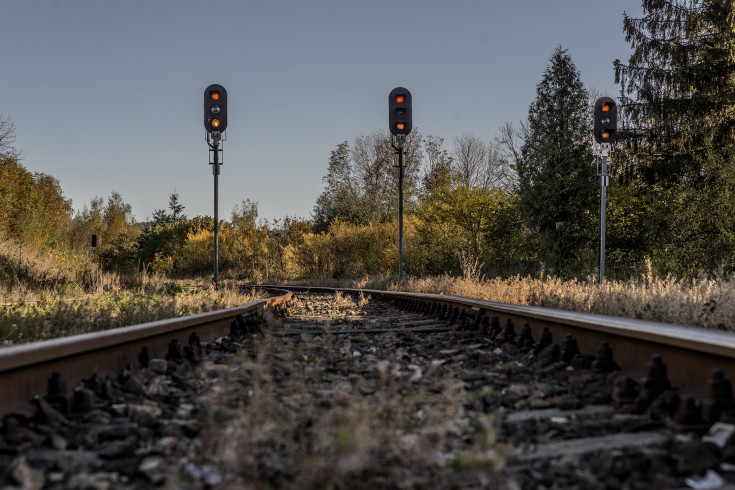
[614,0,735,183]
[613,1,735,275]
[168,192,186,223]
[518,47,597,277]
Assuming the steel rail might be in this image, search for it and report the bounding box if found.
[260,285,735,400]
[0,290,292,417]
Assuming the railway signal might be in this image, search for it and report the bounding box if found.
[389,87,412,136]
[204,84,227,133]
[594,97,617,144]
[389,87,413,281]
[593,97,617,284]
[204,84,228,287]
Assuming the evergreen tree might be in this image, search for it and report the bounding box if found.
[168,192,186,223]
[518,47,597,277]
[614,0,735,183]
[613,0,735,275]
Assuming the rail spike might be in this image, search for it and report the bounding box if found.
[45,371,70,413]
[561,334,581,365]
[518,323,535,350]
[702,368,735,423]
[534,327,553,355]
[592,341,618,372]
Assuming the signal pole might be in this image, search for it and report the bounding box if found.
[208,131,222,286]
[204,84,228,287]
[597,143,611,284]
[389,87,412,282]
[392,134,406,281]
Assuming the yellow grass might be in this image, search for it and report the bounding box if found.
[395,272,734,330]
[273,265,735,330]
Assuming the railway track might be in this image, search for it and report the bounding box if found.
[2,286,735,487]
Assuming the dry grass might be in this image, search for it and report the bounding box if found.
[396,271,735,330]
[0,279,264,346]
[272,266,735,330]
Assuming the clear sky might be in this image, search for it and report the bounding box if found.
[1,0,643,223]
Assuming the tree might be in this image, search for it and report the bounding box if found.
[452,134,516,191]
[168,192,186,223]
[518,47,597,277]
[615,0,735,183]
[352,130,423,224]
[312,142,363,231]
[0,115,19,160]
[453,134,487,189]
[421,135,453,199]
[313,132,424,229]
[612,0,735,275]
[136,193,191,274]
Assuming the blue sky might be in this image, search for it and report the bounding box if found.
[0,1,643,223]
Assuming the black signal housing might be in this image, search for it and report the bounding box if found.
[594,97,617,144]
[204,84,228,133]
[389,87,412,136]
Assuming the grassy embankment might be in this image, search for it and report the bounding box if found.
[0,237,263,346]
[3,230,734,346]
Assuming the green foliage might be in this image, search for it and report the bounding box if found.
[292,220,404,279]
[610,1,735,277]
[0,157,72,249]
[518,47,597,277]
[615,0,735,182]
[313,132,423,231]
[70,192,141,274]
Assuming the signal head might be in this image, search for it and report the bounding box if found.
[389,87,412,136]
[204,84,228,133]
[593,97,617,144]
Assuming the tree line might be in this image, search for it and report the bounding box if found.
[3,1,735,283]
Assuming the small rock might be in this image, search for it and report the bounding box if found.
[122,375,146,396]
[83,410,112,425]
[144,376,171,397]
[148,358,168,375]
[155,436,179,455]
[685,468,725,489]
[33,397,68,427]
[98,436,138,458]
[703,422,735,449]
[128,401,162,422]
[138,455,167,485]
[176,403,195,418]
[202,464,223,486]
[11,458,45,490]
[47,432,67,450]
[67,472,115,490]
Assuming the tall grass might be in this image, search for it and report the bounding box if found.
[396,270,735,330]
[0,279,264,346]
[273,264,735,331]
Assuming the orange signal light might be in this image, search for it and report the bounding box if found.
[602,130,610,139]
[602,103,610,112]
[211,118,221,128]
[396,122,405,130]
[211,92,220,101]
[395,95,405,103]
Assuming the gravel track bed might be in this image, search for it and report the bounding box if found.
[3,291,735,489]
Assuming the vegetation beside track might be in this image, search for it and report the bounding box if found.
[273,268,735,331]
